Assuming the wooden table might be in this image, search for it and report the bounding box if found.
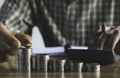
[0,60,120,78]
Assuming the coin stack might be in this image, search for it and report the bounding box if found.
[18,47,32,72]
[35,54,50,72]
[48,59,66,72]
[82,63,100,72]
[64,60,83,72]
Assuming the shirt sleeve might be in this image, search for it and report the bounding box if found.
[4,0,33,33]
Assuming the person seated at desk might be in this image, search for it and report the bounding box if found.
[0,0,120,71]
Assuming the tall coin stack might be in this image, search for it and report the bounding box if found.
[18,46,32,72]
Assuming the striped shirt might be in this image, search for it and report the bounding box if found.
[0,0,120,46]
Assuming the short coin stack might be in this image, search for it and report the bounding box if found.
[35,54,50,72]
[82,63,100,72]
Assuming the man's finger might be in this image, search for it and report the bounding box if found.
[14,32,32,47]
[0,39,17,62]
[96,25,118,50]
[0,24,21,49]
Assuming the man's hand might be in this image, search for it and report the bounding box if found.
[89,24,120,54]
[0,24,32,71]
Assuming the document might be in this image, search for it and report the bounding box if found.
[32,46,88,56]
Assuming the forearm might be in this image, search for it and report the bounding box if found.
[0,54,11,71]
[5,0,33,33]
[0,55,18,71]
[0,61,10,71]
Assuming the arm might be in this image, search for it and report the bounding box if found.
[4,0,33,33]
[0,0,33,71]
[0,24,32,71]
[89,24,120,54]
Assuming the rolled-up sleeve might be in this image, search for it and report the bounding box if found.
[5,0,33,33]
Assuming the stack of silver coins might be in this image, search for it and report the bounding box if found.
[48,59,66,72]
[73,62,83,72]
[82,63,100,72]
[18,47,32,72]
[35,54,50,72]
[64,60,83,72]
[31,55,36,71]
[56,59,66,72]
[64,60,73,72]
[47,59,54,72]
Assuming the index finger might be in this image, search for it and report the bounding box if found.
[13,32,32,48]
[0,24,21,48]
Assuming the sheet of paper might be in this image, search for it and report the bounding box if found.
[32,26,45,48]
[32,46,88,56]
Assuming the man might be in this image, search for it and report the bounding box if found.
[0,0,120,70]
[0,0,32,71]
[3,0,120,46]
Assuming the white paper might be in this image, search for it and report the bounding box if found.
[32,46,88,56]
[32,26,45,48]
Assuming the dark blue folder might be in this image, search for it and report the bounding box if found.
[65,48,120,64]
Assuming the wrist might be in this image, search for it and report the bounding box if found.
[0,62,10,71]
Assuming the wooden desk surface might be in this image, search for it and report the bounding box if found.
[1,60,120,78]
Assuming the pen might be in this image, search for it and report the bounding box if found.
[98,23,106,39]
[102,23,106,33]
